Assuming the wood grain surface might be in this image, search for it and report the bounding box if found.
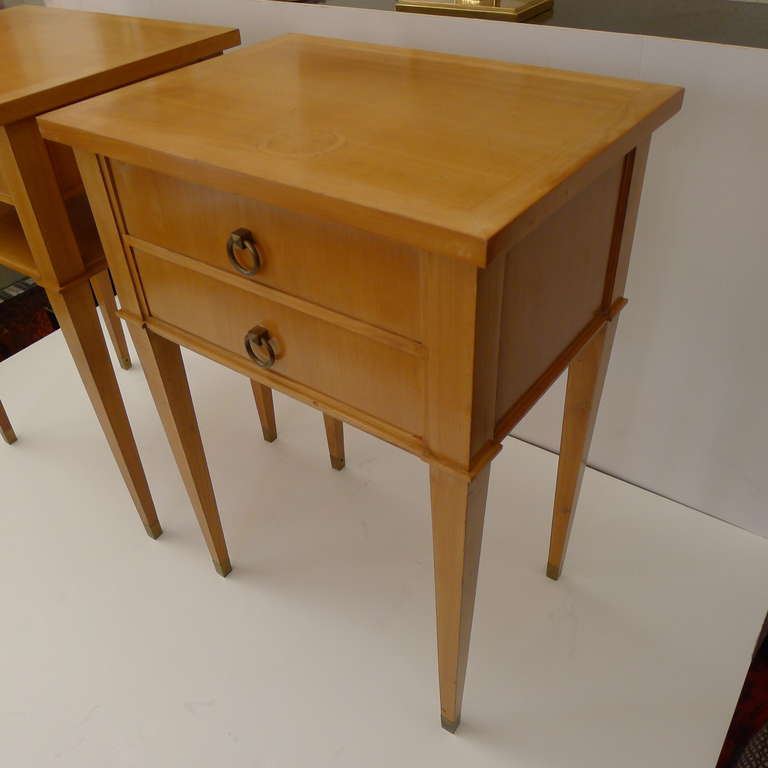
[39,34,682,264]
[0,5,239,124]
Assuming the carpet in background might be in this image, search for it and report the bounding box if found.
[0,281,59,361]
[718,628,768,767]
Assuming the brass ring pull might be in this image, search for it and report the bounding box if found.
[227,228,262,275]
[244,325,276,368]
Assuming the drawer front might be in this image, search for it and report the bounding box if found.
[112,161,421,340]
[135,250,424,436]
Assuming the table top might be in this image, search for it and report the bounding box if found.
[0,5,239,124]
[40,34,682,264]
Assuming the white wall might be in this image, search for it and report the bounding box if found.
[48,0,768,536]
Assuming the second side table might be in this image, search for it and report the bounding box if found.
[0,5,239,535]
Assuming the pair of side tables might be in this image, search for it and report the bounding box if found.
[2,6,682,732]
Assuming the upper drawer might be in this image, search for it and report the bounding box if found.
[110,161,421,340]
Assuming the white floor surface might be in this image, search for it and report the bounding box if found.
[1,325,767,768]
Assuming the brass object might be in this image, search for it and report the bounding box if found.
[395,0,552,22]
[441,715,460,733]
[227,227,262,275]
[244,325,277,368]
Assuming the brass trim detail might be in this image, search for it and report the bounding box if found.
[244,324,277,368]
[395,0,552,22]
[227,227,262,276]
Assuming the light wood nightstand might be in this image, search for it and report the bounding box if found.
[0,5,238,535]
[40,34,682,731]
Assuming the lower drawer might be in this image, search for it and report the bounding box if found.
[135,251,424,436]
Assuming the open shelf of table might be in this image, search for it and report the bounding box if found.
[0,194,104,281]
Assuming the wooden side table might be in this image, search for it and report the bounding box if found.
[41,35,683,731]
[0,5,238,536]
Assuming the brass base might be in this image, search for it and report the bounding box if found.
[215,561,233,578]
[546,562,561,580]
[395,0,552,22]
[441,715,460,733]
[330,456,346,471]
[119,355,132,370]
[1,426,18,445]
[145,521,163,540]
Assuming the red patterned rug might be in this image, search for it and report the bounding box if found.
[0,281,59,361]
[718,630,768,767]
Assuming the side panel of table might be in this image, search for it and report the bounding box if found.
[0,119,161,537]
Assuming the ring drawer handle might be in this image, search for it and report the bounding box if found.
[244,325,277,368]
[227,228,262,275]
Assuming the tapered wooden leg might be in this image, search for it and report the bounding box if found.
[46,283,161,538]
[90,269,131,370]
[250,381,277,443]
[430,463,491,733]
[322,413,345,470]
[547,322,617,580]
[130,326,231,576]
[0,399,17,444]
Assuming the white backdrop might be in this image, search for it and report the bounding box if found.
[47,0,768,537]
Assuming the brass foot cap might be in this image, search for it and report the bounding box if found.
[2,428,18,445]
[330,456,346,471]
[145,522,163,540]
[119,356,132,370]
[263,430,277,443]
[546,563,561,581]
[441,716,460,733]
[215,562,233,578]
